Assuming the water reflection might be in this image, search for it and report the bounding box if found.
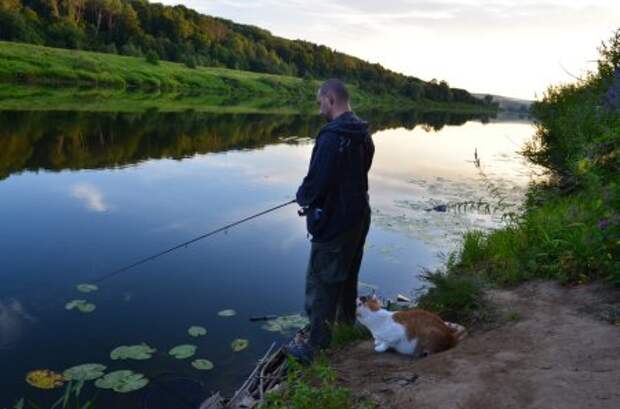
[0,110,493,180]
[0,299,36,350]
[70,183,109,212]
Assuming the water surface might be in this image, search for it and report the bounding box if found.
[0,109,535,407]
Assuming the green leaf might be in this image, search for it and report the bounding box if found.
[231,339,249,352]
[188,326,207,337]
[76,284,98,293]
[168,344,197,359]
[95,370,149,393]
[13,398,24,409]
[217,309,236,317]
[64,300,96,313]
[191,359,214,370]
[63,364,107,382]
[110,343,156,360]
[261,315,309,334]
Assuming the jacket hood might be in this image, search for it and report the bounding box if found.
[320,111,369,140]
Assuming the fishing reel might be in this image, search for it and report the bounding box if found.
[297,206,309,217]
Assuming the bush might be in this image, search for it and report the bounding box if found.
[0,10,43,44]
[416,269,487,326]
[432,27,620,299]
[183,55,197,69]
[145,50,159,65]
[47,21,85,49]
[121,42,142,57]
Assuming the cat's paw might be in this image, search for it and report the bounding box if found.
[374,342,389,353]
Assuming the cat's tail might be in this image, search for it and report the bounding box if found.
[444,321,467,342]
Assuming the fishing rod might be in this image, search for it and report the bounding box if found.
[91,199,297,284]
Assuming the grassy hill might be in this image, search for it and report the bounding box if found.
[0,41,498,113]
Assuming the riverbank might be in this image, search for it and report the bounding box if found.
[0,41,496,114]
[258,29,620,409]
[330,281,620,409]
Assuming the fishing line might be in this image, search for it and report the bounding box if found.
[91,199,297,284]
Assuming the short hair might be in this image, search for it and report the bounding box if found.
[319,79,350,103]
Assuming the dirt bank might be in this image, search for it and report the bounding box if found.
[329,281,620,409]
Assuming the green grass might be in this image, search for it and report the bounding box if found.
[0,40,304,91]
[261,356,374,409]
[0,41,497,114]
[329,324,372,349]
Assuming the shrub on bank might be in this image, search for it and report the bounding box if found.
[418,28,620,323]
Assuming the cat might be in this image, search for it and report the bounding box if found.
[356,295,466,357]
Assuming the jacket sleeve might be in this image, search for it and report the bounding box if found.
[365,135,375,173]
[296,132,340,207]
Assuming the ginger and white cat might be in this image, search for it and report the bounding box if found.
[356,295,466,357]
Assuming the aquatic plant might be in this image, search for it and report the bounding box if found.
[62,364,106,382]
[25,369,64,390]
[217,309,237,317]
[188,326,207,337]
[168,344,197,359]
[231,339,249,352]
[76,284,98,294]
[64,300,96,313]
[262,315,309,334]
[110,343,156,360]
[95,370,149,393]
[191,359,214,370]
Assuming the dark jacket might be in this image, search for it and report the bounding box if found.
[296,111,374,242]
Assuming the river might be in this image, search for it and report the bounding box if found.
[0,109,535,407]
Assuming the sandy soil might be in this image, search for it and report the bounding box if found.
[329,281,620,409]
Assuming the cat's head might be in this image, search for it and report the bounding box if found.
[356,295,382,320]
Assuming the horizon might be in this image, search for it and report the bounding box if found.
[159,0,620,100]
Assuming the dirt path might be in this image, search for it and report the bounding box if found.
[330,281,620,409]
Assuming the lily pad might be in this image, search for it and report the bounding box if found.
[110,343,156,360]
[94,370,149,393]
[217,309,236,317]
[169,344,196,359]
[262,315,309,334]
[191,359,214,370]
[76,283,98,293]
[65,299,96,313]
[188,326,207,337]
[231,339,249,352]
[25,369,64,390]
[63,363,107,381]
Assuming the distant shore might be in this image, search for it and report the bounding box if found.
[0,41,497,114]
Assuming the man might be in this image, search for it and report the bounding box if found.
[288,79,374,361]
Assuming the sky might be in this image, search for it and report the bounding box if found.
[159,0,620,99]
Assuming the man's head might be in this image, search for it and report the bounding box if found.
[317,79,351,121]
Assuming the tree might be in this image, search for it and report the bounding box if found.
[145,49,159,65]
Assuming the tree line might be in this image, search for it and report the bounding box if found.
[0,0,491,105]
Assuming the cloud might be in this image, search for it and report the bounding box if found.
[0,299,35,349]
[70,183,108,212]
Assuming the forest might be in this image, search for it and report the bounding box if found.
[0,0,490,105]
